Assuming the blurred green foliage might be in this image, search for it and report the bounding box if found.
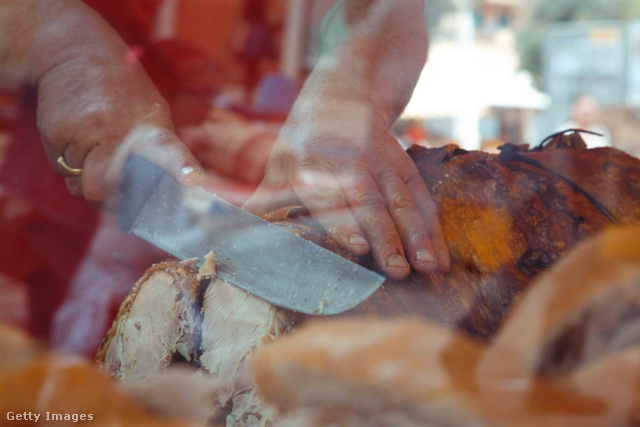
[517,0,640,88]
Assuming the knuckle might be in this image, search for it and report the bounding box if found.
[66,109,110,139]
[298,155,334,171]
[357,192,386,213]
[149,127,178,146]
[422,199,441,221]
[40,109,111,155]
[377,169,401,185]
[310,196,342,215]
[296,169,332,188]
[388,192,416,213]
[409,231,432,248]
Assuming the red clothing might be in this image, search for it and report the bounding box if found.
[0,87,98,338]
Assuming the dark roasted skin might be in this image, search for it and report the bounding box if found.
[265,132,640,340]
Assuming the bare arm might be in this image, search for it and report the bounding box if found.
[245,0,449,279]
[316,0,428,125]
[0,0,202,208]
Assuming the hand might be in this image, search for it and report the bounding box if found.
[27,1,202,209]
[243,99,450,280]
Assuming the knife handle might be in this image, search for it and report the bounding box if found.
[117,155,167,234]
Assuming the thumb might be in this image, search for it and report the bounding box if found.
[242,179,300,215]
[112,124,204,187]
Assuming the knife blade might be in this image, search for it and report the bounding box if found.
[117,155,385,315]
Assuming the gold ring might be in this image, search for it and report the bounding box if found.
[57,155,83,177]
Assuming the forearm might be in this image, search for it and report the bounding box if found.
[0,0,164,113]
[0,0,200,206]
[304,0,428,126]
[248,1,447,278]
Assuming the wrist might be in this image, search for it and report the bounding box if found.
[26,0,126,86]
[300,61,396,130]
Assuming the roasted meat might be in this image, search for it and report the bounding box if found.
[96,255,288,426]
[279,133,640,339]
[96,259,202,380]
[97,133,640,425]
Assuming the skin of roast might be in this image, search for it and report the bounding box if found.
[283,132,640,340]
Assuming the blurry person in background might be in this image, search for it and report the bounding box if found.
[244,0,450,280]
[559,95,612,148]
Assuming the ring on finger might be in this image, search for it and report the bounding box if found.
[57,154,83,177]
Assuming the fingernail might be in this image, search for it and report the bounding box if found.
[349,234,369,246]
[437,249,450,268]
[180,166,202,184]
[416,249,436,264]
[180,166,197,178]
[387,254,408,268]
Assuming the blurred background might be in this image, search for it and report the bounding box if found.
[1,0,640,354]
[3,0,640,166]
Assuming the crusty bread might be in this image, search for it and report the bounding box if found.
[0,323,196,426]
[252,318,488,426]
[480,226,640,382]
[251,227,640,427]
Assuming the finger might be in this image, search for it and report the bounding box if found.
[243,138,299,214]
[137,127,204,186]
[404,168,450,272]
[344,172,410,280]
[242,178,300,215]
[81,145,119,209]
[112,125,204,188]
[377,170,438,274]
[295,169,369,256]
[64,177,83,199]
[57,140,84,199]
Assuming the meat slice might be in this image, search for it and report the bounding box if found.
[97,254,289,426]
[96,259,201,380]
[199,278,289,426]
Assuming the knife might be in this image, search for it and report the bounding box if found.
[117,155,385,315]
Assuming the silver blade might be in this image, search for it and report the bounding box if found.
[129,174,385,315]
